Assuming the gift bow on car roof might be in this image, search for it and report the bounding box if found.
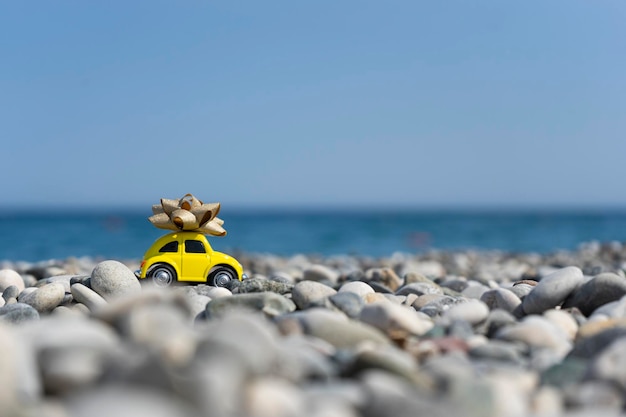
[148,193,226,236]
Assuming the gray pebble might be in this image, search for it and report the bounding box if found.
[522,266,584,315]
[91,260,141,301]
[291,280,337,309]
[71,283,108,311]
[496,316,571,358]
[396,282,443,297]
[0,303,40,324]
[235,277,293,294]
[280,309,389,349]
[19,283,66,314]
[360,302,434,338]
[303,264,340,285]
[205,292,296,318]
[509,283,534,300]
[587,337,626,391]
[2,285,20,302]
[563,272,626,316]
[328,292,364,318]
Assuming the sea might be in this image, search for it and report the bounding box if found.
[2,208,626,262]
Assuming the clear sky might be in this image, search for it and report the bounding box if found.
[2,1,625,209]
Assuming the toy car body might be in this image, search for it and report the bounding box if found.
[136,231,246,287]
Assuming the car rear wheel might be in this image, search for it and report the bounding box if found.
[209,266,236,288]
[148,264,177,287]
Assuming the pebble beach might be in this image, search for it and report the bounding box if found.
[2,242,626,417]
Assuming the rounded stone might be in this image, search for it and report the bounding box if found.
[302,264,340,284]
[291,281,337,310]
[522,267,584,315]
[338,281,375,299]
[0,303,40,324]
[588,338,626,390]
[510,283,534,300]
[206,287,232,299]
[205,292,296,318]
[0,269,25,292]
[395,282,443,297]
[443,300,490,325]
[360,301,434,338]
[543,309,578,341]
[71,283,107,311]
[495,316,571,358]
[563,273,626,316]
[235,277,293,294]
[365,268,403,291]
[328,292,364,318]
[91,260,141,301]
[2,285,20,301]
[19,283,66,314]
[280,308,389,349]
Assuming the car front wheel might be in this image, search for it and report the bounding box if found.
[148,264,177,287]
[209,267,236,288]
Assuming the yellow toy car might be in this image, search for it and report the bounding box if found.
[136,231,247,287]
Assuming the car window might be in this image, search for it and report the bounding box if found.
[185,240,206,254]
[159,241,179,253]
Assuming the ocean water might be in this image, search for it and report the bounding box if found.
[2,209,626,262]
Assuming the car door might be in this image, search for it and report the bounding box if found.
[181,238,210,281]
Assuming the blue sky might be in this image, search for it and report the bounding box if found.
[2,1,625,209]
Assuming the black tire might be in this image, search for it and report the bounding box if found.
[208,266,236,288]
[147,263,177,288]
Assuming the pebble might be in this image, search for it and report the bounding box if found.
[338,281,375,299]
[302,264,340,285]
[442,299,489,325]
[481,288,522,313]
[90,260,141,301]
[280,309,389,349]
[0,303,40,324]
[291,280,337,309]
[359,302,434,339]
[328,292,364,318]
[19,283,66,313]
[562,272,626,316]
[2,285,20,302]
[496,316,571,360]
[71,283,107,311]
[364,268,403,291]
[235,277,294,294]
[395,282,443,297]
[205,292,296,318]
[0,269,25,292]
[587,337,626,391]
[522,266,584,315]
